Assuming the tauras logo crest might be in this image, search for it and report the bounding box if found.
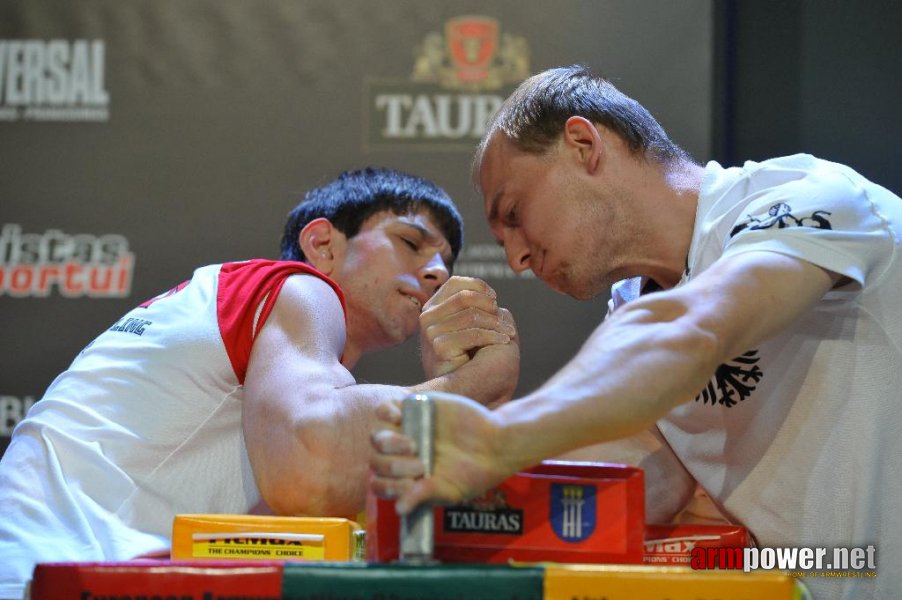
[364,16,531,150]
[411,16,529,91]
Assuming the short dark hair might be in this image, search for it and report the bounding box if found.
[280,167,463,263]
[474,65,692,178]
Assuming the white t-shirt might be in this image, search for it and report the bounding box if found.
[613,154,901,599]
[0,259,344,599]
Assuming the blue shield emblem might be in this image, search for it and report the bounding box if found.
[549,484,596,543]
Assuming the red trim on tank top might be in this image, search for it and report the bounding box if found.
[216,259,346,384]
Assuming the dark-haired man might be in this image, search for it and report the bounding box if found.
[0,167,519,599]
[370,67,901,599]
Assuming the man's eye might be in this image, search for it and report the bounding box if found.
[504,207,518,226]
[402,238,418,250]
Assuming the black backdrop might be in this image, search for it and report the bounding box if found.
[1,0,717,455]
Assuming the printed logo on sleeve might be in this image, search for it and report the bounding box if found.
[730,202,833,237]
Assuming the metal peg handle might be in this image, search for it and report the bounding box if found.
[399,393,436,562]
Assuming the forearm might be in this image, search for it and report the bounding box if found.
[494,301,720,474]
[249,381,404,517]
[371,252,842,515]
[253,353,517,517]
[495,252,839,473]
[256,360,515,517]
[412,343,518,406]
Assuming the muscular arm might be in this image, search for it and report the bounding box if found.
[496,250,841,473]
[373,251,842,513]
[244,274,517,517]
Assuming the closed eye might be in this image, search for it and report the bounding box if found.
[502,206,518,227]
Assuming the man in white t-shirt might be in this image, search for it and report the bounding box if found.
[370,67,900,599]
[0,167,520,599]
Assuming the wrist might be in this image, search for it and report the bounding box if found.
[492,401,540,475]
[413,361,498,407]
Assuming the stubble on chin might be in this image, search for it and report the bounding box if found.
[555,262,615,301]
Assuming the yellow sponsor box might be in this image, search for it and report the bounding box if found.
[171,514,364,561]
[543,563,803,600]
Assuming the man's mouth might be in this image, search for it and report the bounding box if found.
[401,292,422,311]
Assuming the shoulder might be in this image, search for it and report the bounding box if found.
[256,272,347,363]
[219,259,344,300]
[216,258,347,340]
[275,272,346,326]
[733,154,878,203]
[699,154,889,235]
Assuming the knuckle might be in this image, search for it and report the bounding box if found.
[422,323,439,343]
[455,289,477,303]
[450,275,476,287]
[433,336,454,355]
[419,306,439,323]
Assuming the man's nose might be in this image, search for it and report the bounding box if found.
[503,233,531,273]
[420,252,450,291]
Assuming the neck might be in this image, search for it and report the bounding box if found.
[664,158,706,197]
[340,346,361,370]
[338,329,362,369]
[621,157,705,289]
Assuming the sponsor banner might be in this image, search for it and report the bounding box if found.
[0,0,715,457]
[189,533,326,560]
[0,224,134,298]
[366,80,510,149]
[364,16,529,151]
[0,39,109,122]
[171,515,363,562]
[453,243,535,280]
[443,487,525,535]
[1,395,36,436]
[643,523,749,566]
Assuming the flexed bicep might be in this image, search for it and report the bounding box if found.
[242,274,355,515]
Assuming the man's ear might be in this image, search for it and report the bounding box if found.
[563,116,602,174]
[299,217,342,275]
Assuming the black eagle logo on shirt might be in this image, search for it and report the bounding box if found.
[696,350,763,407]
